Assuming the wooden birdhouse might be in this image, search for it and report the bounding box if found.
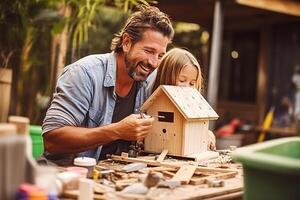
[140,85,218,156]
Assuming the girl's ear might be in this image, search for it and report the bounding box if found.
[122,33,132,53]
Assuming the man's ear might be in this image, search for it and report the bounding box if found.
[122,33,132,53]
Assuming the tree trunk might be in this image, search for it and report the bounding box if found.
[50,4,72,95]
[17,27,34,116]
[0,68,12,122]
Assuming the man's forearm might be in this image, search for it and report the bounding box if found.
[43,124,120,154]
[43,114,154,154]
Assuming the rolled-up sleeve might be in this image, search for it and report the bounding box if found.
[42,65,93,135]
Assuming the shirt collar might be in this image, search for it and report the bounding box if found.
[104,52,117,87]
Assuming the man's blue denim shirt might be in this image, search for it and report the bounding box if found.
[42,52,155,164]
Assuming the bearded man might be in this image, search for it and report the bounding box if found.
[42,5,174,165]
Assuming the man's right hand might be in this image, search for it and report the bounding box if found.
[44,114,154,154]
[114,114,154,141]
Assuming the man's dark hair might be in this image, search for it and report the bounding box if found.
[111,5,174,53]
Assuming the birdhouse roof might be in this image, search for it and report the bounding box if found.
[141,85,219,120]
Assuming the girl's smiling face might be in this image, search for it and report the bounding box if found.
[176,64,198,88]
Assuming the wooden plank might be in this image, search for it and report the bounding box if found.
[171,165,197,184]
[121,152,128,158]
[93,183,114,194]
[189,151,219,162]
[198,188,243,200]
[110,155,238,174]
[142,166,177,172]
[94,159,242,199]
[204,191,243,200]
[190,171,238,185]
[146,177,243,199]
[236,0,300,17]
[63,190,105,200]
[156,149,168,162]
[144,150,196,161]
[161,170,176,177]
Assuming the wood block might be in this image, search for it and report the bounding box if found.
[190,171,238,185]
[171,165,197,184]
[156,149,168,162]
[121,152,128,158]
[189,151,219,162]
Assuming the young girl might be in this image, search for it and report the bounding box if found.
[152,47,215,150]
[152,48,202,93]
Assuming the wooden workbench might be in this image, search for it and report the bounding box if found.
[63,153,243,200]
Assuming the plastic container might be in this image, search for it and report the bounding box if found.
[29,125,44,158]
[233,137,300,200]
[73,157,96,178]
[67,167,88,178]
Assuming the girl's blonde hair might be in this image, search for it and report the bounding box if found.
[152,48,202,92]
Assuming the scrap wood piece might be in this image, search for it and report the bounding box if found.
[189,151,219,162]
[114,178,139,190]
[139,166,177,175]
[161,170,176,178]
[122,162,147,173]
[94,183,114,194]
[111,154,238,172]
[156,149,168,162]
[204,191,243,200]
[190,171,238,185]
[137,155,156,160]
[113,191,149,200]
[157,179,181,189]
[171,165,197,184]
[194,171,214,176]
[63,190,105,200]
[145,166,177,172]
[121,152,129,158]
[197,187,243,200]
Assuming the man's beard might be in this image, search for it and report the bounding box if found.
[125,53,153,82]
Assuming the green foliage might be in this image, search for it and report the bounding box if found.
[51,17,67,35]
[71,0,153,51]
[0,0,156,123]
[114,0,155,12]
[72,5,126,59]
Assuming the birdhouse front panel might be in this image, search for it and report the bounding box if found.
[141,85,219,157]
[144,93,184,155]
[182,120,209,156]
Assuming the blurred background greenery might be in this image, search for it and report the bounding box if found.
[0,0,208,124]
